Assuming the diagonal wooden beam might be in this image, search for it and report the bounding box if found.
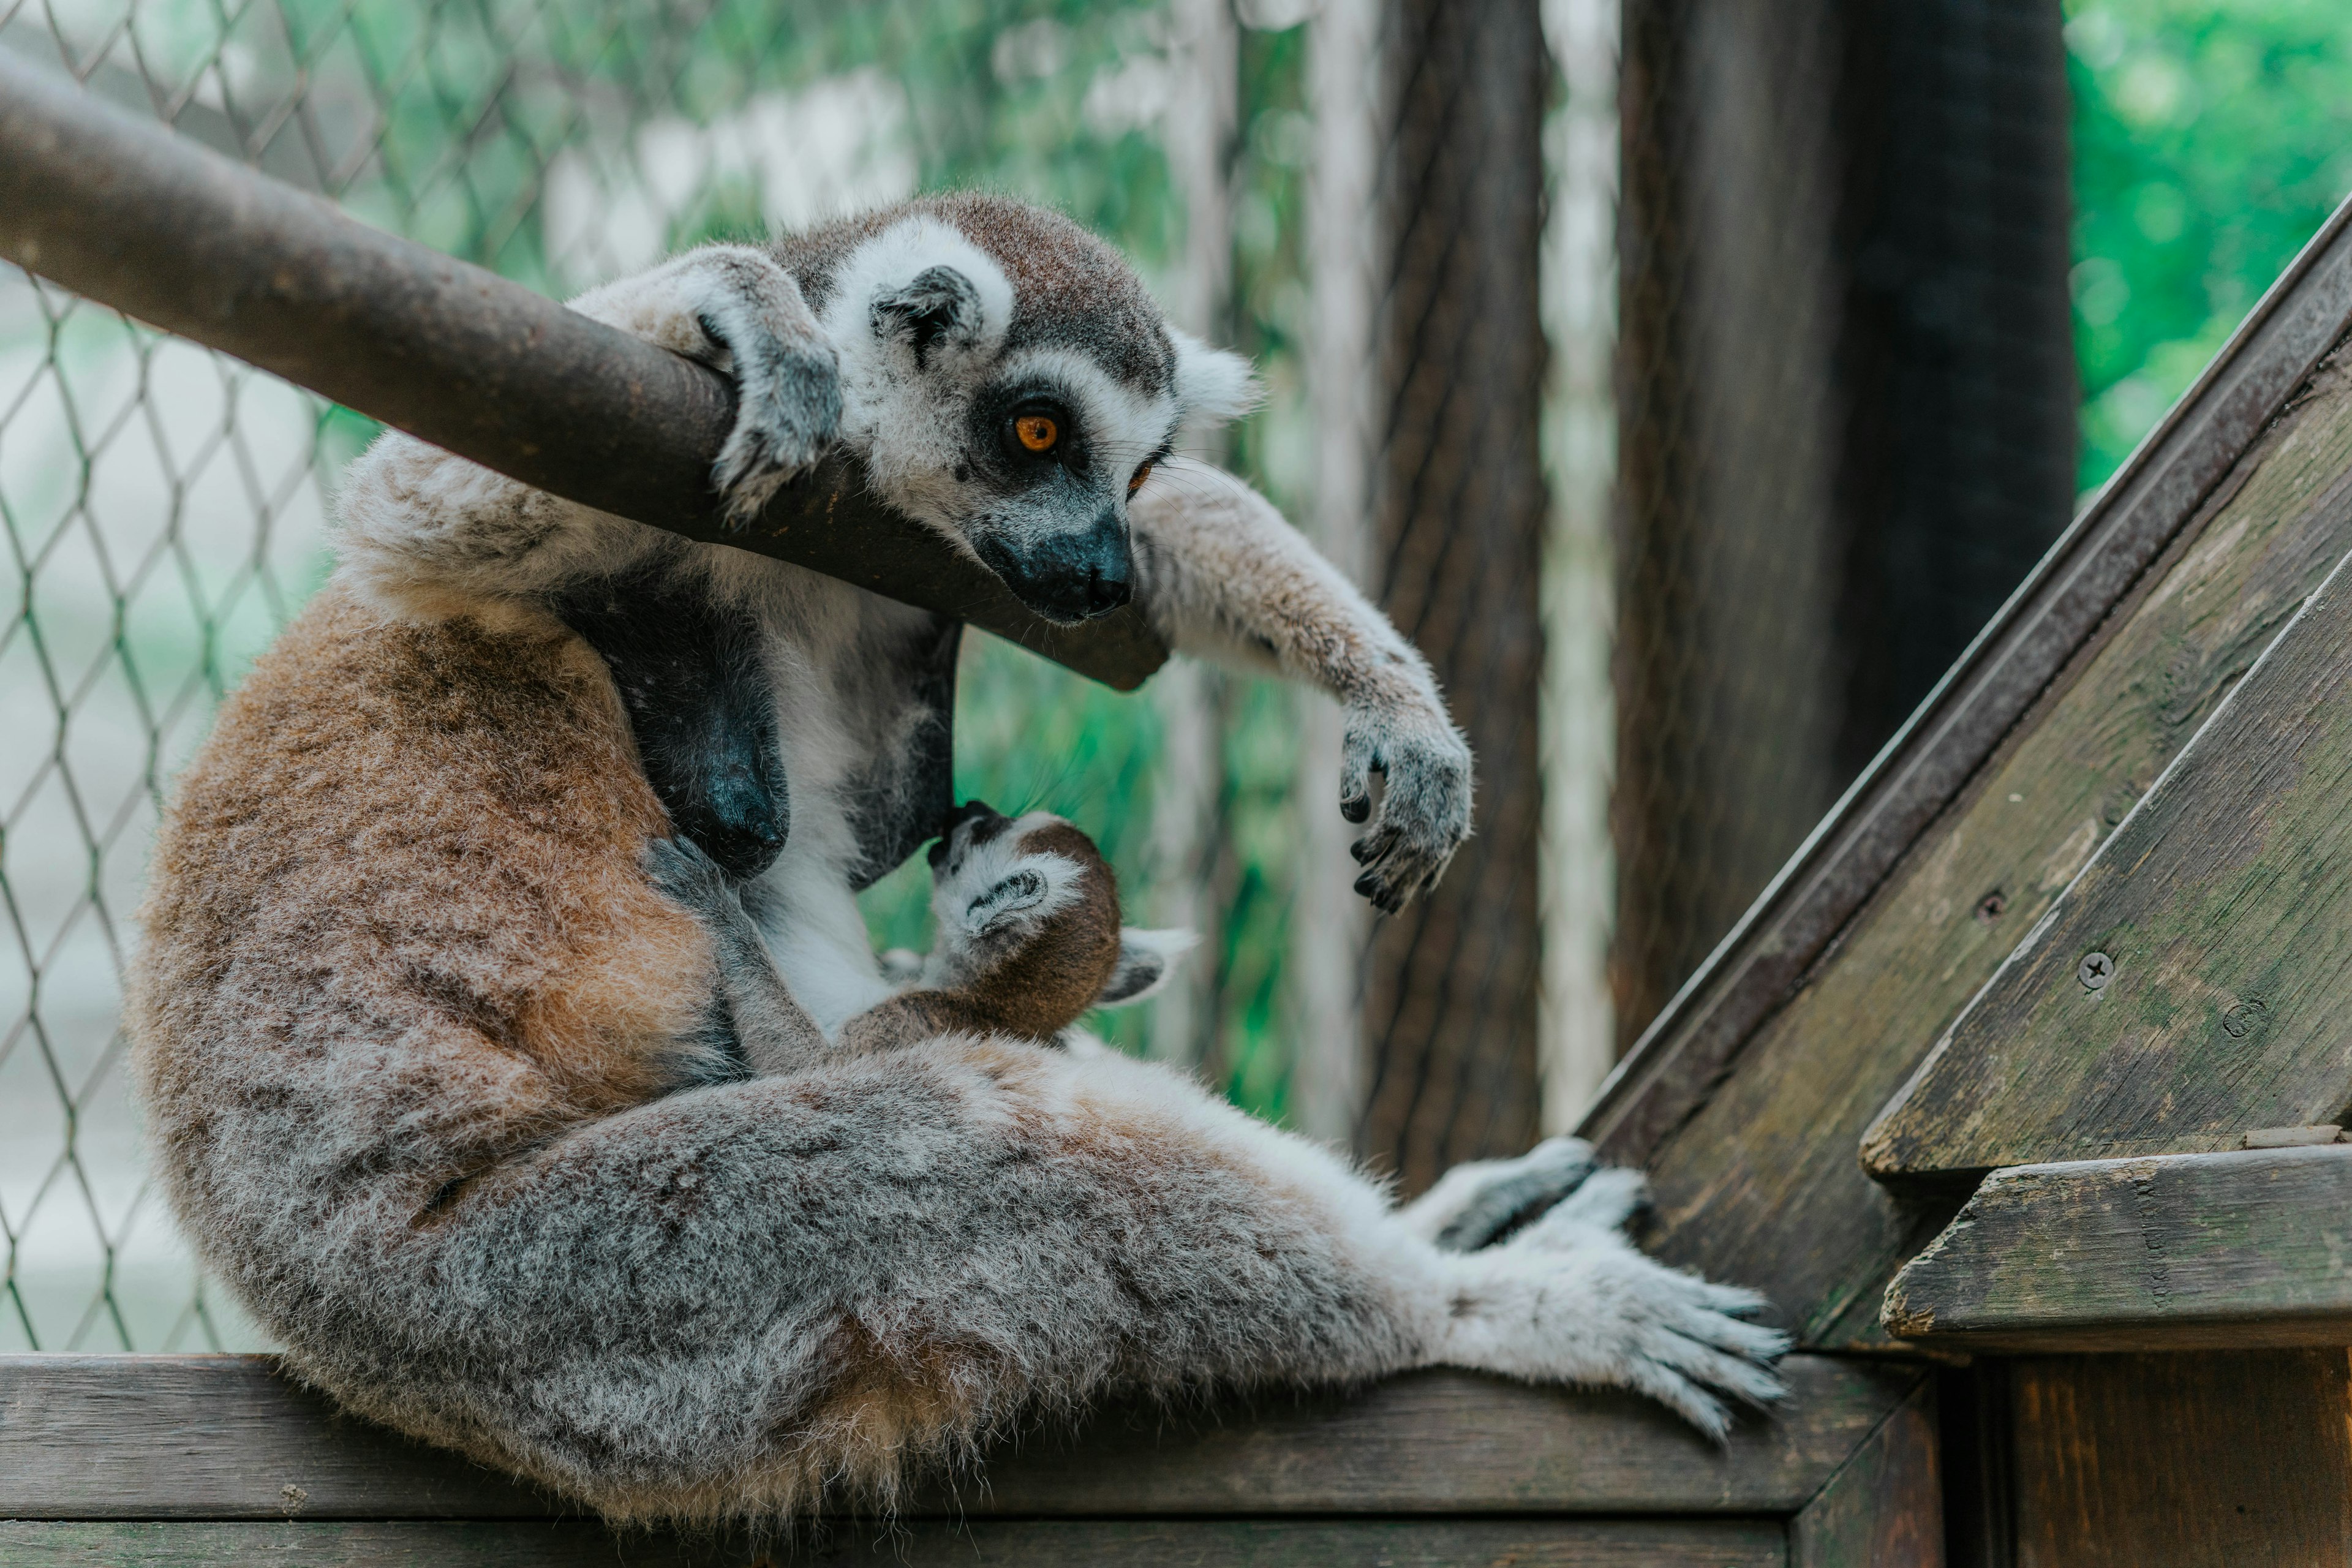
[0,50,1166,690]
[1865,542,2352,1181]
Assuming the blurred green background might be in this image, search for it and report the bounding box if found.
[2068,0,2352,494]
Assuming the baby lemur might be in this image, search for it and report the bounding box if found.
[649,797,1186,1066]
[132,193,1784,1526]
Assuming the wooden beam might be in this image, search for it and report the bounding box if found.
[0,1354,1918,1521]
[1882,1146,2352,1352]
[1580,197,2352,1351]
[1863,540,2352,1178]
[0,1520,1790,1567]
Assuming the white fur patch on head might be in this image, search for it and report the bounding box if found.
[820,217,1017,519]
[929,810,1090,956]
[1171,328,1259,439]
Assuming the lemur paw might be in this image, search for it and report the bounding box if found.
[643,833,738,916]
[1400,1136,1598,1251]
[698,293,840,525]
[1341,697,1473,913]
[572,246,841,527]
[1442,1167,1789,1440]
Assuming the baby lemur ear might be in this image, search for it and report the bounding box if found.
[872,265,985,370]
[1095,927,1200,1008]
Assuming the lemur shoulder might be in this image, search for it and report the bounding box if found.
[130,192,1784,1526]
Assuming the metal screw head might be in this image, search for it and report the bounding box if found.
[2078,951,2116,990]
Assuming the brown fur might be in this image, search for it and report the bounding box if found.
[134,584,721,1202]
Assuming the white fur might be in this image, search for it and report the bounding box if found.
[1170,327,1260,435]
[819,218,1018,526]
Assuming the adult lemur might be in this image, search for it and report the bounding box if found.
[131,194,1783,1525]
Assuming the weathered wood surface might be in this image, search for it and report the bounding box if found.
[1615,337,2352,1350]
[1880,1146,2352,1352]
[1790,1378,1942,1567]
[0,1353,1915,1521]
[0,1520,1792,1567]
[1864,545,2352,1177]
[2008,1350,2352,1566]
[1585,187,2352,1169]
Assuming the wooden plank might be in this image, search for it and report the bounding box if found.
[1585,188,2352,1167]
[1790,1379,1942,1567]
[1864,546,2352,1177]
[2009,1351,2352,1566]
[1619,339,2352,1350]
[0,1354,1912,1521]
[1881,1147,2352,1352]
[0,1520,1791,1567]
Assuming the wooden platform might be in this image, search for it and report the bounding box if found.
[0,1352,1937,1564]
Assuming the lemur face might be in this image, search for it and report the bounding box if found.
[790,197,1253,625]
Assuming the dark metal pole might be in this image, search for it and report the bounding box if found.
[0,51,1167,690]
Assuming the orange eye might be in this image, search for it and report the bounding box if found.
[1127,461,1153,497]
[1016,413,1058,453]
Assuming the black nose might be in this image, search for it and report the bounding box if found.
[975,508,1133,625]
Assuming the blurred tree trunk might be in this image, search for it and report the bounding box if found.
[1611,0,2075,1053]
[1356,0,1550,1193]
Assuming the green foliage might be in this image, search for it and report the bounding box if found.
[2069,0,2352,492]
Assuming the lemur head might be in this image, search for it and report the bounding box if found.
[777,194,1255,624]
[923,799,1193,1038]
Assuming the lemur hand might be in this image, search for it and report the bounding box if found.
[1440,1166,1789,1441]
[1341,693,1472,914]
[571,245,841,526]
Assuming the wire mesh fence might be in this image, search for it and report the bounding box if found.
[2,0,1600,1352]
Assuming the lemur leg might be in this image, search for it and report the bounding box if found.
[334,244,839,606]
[1396,1136,1599,1251]
[1128,459,1472,913]
[642,836,828,1074]
[340,1042,1782,1519]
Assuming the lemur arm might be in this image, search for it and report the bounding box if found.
[334,245,835,610]
[643,838,831,1076]
[1128,459,1473,913]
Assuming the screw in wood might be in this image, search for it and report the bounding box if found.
[2078,951,2116,990]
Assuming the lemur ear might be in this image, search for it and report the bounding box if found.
[967,867,1049,935]
[872,265,986,370]
[1095,927,1200,1008]
[1170,328,1259,435]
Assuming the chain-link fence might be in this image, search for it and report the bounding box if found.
[1,0,1622,1352]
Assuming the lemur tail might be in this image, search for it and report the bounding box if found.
[150,1035,1423,1525]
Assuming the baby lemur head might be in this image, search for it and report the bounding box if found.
[776,194,1256,625]
[923,800,1193,1039]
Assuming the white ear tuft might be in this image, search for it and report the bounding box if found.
[1171,330,1260,432]
[1095,927,1200,1008]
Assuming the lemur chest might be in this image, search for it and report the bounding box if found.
[554,565,961,894]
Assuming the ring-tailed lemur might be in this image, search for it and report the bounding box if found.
[130,194,1784,1526]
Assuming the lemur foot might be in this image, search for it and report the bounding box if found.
[573,246,841,525]
[1399,1136,1598,1251]
[1341,696,1472,914]
[1442,1167,1789,1439]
